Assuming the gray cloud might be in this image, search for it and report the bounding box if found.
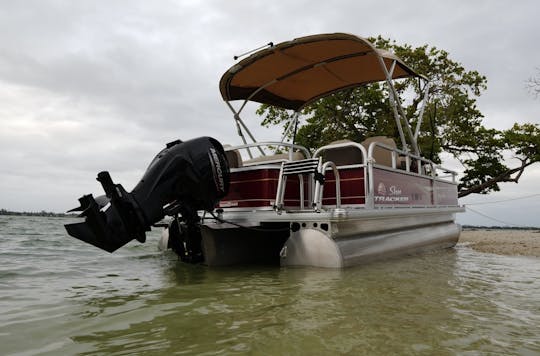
[0,0,539,225]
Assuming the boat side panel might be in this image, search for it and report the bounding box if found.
[372,168,433,206]
[433,180,459,206]
[321,167,365,205]
[220,165,459,209]
[219,168,307,208]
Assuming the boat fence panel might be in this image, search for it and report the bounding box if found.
[371,168,433,206]
[321,166,366,207]
[433,180,459,206]
[219,167,309,209]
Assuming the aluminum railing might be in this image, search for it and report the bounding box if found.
[274,157,342,212]
[230,139,459,213]
[224,142,311,165]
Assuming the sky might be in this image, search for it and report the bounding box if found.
[1,0,539,226]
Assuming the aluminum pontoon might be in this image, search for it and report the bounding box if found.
[66,33,464,268]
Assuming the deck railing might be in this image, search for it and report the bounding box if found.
[225,139,459,212]
[224,142,311,166]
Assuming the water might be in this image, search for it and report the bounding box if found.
[1,216,539,355]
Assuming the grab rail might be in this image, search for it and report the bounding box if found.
[225,141,311,162]
[314,161,341,212]
[313,141,367,165]
[234,139,460,213]
[366,141,458,181]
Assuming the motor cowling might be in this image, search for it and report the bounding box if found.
[65,136,230,253]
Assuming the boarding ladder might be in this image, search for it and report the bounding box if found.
[274,158,341,212]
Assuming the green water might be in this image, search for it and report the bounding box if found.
[1,216,539,355]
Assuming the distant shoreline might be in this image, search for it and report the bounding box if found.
[462,225,540,231]
[0,209,73,217]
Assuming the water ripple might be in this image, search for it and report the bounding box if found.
[1,216,539,355]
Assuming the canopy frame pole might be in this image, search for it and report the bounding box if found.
[414,80,431,141]
[376,56,420,155]
[281,112,300,160]
[380,59,408,152]
[281,112,299,143]
[226,77,284,158]
[225,101,249,147]
[225,101,266,158]
[237,79,278,115]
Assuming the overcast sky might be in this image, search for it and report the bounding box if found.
[1,0,539,226]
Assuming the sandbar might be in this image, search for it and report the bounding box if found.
[458,229,540,257]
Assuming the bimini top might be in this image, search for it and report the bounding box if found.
[219,33,421,111]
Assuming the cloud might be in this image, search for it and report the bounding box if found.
[0,1,539,225]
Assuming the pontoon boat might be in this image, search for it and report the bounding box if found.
[65,33,464,268]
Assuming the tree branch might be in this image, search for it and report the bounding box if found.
[441,144,479,153]
[458,160,536,198]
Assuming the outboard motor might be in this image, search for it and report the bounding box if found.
[65,137,230,258]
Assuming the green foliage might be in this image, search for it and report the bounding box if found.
[259,84,395,150]
[503,123,540,162]
[256,37,539,197]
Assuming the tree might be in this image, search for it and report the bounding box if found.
[527,68,540,98]
[257,37,540,198]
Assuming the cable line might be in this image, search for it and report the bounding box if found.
[466,193,540,206]
[465,206,522,227]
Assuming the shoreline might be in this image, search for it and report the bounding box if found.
[458,228,540,257]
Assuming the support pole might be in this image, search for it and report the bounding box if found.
[226,101,252,158]
[379,59,408,152]
[225,101,265,158]
[376,56,420,155]
[414,81,431,141]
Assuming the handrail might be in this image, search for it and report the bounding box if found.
[366,141,458,181]
[244,139,460,214]
[312,139,459,210]
[365,141,459,208]
[312,141,367,162]
[225,141,311,161]
[314,161,341,212]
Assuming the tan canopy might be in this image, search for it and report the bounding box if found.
[219,33,421,111]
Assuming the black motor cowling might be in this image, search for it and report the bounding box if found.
[65,136,230,253]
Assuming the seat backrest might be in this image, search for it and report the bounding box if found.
[243,151,305,166]
[223,146,243,168]
[361,136,397,167]
[321,139,364,166]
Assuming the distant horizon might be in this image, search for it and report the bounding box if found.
[1,208,538,229]
[0,208,73,217]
